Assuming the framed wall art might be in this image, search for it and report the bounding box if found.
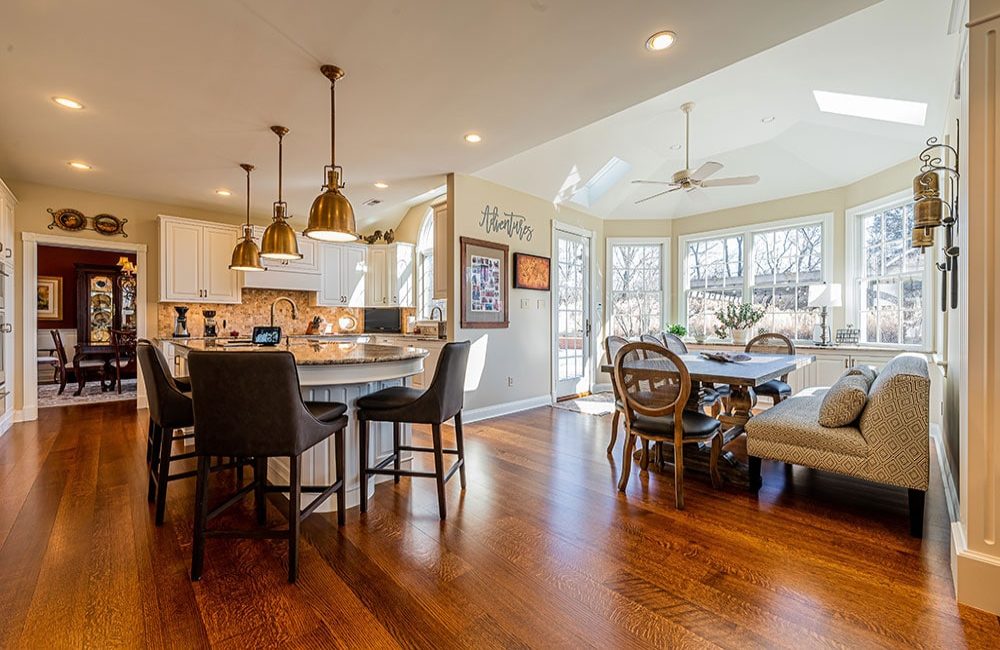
[512,253,550,291]
[460,237,509,329]
[37,276,63,320]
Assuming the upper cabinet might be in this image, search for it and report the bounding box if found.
[242,226,321,292]
[315,242,367,307]
[159,215,241,303]
[366,243,414,307]
[0,181,14,270]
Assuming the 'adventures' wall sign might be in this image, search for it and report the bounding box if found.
[479,204,534,242]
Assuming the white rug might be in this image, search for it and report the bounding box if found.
[38,378,137,409]
[552,392,616,416]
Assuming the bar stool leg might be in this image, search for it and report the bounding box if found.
[148,422,162,503]
[334,428,346,527]
[155,427,173,525]
[431,423,447,520]
[454,411,467,490]
[358,418,369,513]
[392,422,401,484]
[288,455,301,583]
[146,418,155,463]
[191,455,210,581]
[255,457,268,526]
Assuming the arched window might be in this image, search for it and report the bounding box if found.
[417,209,444,319]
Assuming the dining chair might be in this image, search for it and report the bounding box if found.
[604,335,629,455]
[51,329,107,395]
[614,341,723,508]
[745,332,795,405]
[641,333,722,419]
[660,332,689,355]
[110,329,137,394]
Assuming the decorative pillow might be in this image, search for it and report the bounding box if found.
[818,374,869,427]
[844,364,877,387]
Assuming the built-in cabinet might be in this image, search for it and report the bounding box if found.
[314,243,367,307]
[0,179,15,431]
[242,226,321,292]
[159,215,241,303]
[366,243,414,307]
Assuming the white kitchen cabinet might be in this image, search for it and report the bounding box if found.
[249,226,320,274]
[366,243,414,307]
[432,202,448,300]
[159,215,241,304]
[0,177,14,432]
[314,243,367,307]
[366,246,388,305]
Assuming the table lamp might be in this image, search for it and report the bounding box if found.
[807,283,842,346]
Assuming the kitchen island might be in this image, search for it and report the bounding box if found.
[165,338,428,513]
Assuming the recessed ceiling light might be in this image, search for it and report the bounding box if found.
[813,90,927,126]
[53,96,84,110]
[464,132,482,144]
[215,189,232,196]
[67,161,92,170]
[761,116,775,124]
[645,31,677,51]
[373,181,389,189]
[669,144,682,151]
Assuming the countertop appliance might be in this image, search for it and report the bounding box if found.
[363,307,402,333]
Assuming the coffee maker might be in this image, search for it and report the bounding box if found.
[173,305,190,338]
[202,310,218,338]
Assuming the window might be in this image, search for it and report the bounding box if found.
[850,196,927,346]
[607,239,669,337]
[416,210,445,320]
[680,215,830,341]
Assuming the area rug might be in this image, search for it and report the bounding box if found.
[552,392,616,416]
[38,378,137,409]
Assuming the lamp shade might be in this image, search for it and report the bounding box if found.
[305,169,358,242]
[807,283,843,308]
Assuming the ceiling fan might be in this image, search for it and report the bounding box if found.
[633,101,760,204]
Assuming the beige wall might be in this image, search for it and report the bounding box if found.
[8,179,250,412]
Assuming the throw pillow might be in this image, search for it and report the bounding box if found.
[845,364,877,387]
[818,373,869,427]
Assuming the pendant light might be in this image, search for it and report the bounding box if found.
[229,163,265,271]
[261,125,302,260]
[304,64,358,242]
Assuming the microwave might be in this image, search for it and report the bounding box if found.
[363,308,402,333]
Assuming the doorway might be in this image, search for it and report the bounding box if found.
[552,223,593,400]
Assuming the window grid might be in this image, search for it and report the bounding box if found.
[416,210,445,320]
[609,243,664,338]
[684,235,744,339]
[557,238,587,381]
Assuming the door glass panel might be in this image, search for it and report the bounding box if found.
[89,275,114,343]
[557,236,587,383]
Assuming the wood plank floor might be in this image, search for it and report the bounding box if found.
[0,401,997,648]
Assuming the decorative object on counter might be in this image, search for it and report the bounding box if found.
[835,325,861,346]
[913,120,960,312]
[173,305,190,338]
[202,310,218,338]
[807,283,841,347]
[667,323,687,337]
[699,351,751,363]
[229,330,240,338]
[512,252,550,290]
[715,302,765,346]
[261,126,302,261]
[37,275,63,320]
[693,333,706,344]
[305,64,358,242]
[47,208,128,237]
[460,236,509,329]
[230,162,265,271]
[479,204,534,241]
[337,314,357,332]
[382,228,395,244]
[362,230,383,245]
[305,315,326,335]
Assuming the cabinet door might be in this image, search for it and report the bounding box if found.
[1,194,13,268]
[432,203,448,300]
[161,220,203,302]
[316,244,344,306]
[392,243,414,307]
[366,246,387,305]
[202,226,241,303]
[814,357,848,387]
[344,245,367,307]
[849,353,895,373]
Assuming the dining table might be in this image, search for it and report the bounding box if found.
[72,342,117,396]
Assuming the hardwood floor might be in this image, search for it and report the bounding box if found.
[0,401,997,648]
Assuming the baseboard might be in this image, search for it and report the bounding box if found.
[952,521,1000,614]
[0,410,12,437]
[592,382,612,393]
[463,395,552,423]
[930,425,959,524]
[14,406,38,423]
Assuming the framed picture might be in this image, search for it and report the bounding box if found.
[38,276,63,320]
[512,253,550,291]
[460,236,509,329]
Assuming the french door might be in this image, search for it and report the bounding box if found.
[553,227,592,399]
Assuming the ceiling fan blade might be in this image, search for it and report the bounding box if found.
[689,161,723,182]
[635,186,681,204]
[630,180,676,185]
[701,175,760,187]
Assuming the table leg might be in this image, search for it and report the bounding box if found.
[73,353,86,396]
[720,385,756,432]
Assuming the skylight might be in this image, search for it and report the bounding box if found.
[571,157,632,208]
[813,90,927,126]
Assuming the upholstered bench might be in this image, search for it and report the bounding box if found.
[745,353,930,537]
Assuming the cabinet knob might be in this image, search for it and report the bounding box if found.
[4,248,10,259]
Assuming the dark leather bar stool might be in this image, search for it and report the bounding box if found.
[357,340,471,520]
[186,350,348,583]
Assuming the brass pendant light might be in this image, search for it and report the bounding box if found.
[229,163,265,271]
[261,125,303,260]
[304,64,358,242]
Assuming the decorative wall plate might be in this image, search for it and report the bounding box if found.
[47,208,86,231]
[93,213,127,236]
[47,208,129,237]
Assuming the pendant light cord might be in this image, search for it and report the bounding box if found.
[278,131,284,204]
[246,166,251,225]
[330,78,336,170]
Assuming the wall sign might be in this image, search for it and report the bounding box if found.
[479,204,534,242]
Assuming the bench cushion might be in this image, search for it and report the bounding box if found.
[745,395,868,458]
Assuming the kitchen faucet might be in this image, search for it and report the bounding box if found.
[430,305,443,321]
[270,296,299,327]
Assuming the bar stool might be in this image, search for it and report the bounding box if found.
[356,341,471,520]
[186,350,348,583]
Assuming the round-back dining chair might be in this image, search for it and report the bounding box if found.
[745,332,796,405]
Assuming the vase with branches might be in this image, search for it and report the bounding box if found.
[715,302,765,346]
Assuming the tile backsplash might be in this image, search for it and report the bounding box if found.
[157,288,415,338]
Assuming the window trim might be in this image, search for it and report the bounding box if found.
[605,237,671,338]
[676,212,834,342]
[845,189,935,351]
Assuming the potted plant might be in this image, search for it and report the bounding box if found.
[667,323,687,337]
[716,302,765,346]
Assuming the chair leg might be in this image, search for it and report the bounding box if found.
[640,438,650,472]
[358,418,369,513]
[190,455,210,581]
[334,428,346,527]
[709,435,722,489]
[58,369,67,395]
[618,433,636,492]
[255,457,268,526]
[392,422,401,484]
[674,442,685,510]
[431,423,447,520]
[748,455,762,492]
[454,411,467,490]
[155,428,173,525]
[607,410,620,455]
[908,488,926,538]
[288,455,301,583]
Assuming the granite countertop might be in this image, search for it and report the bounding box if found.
[168,332,449,343]
[168,339,428,366]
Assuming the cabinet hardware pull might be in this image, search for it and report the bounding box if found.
[1,323,12,333]
[0,390,9,398]
[4,249,11,258]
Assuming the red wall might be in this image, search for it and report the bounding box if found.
[37,245,136,330]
